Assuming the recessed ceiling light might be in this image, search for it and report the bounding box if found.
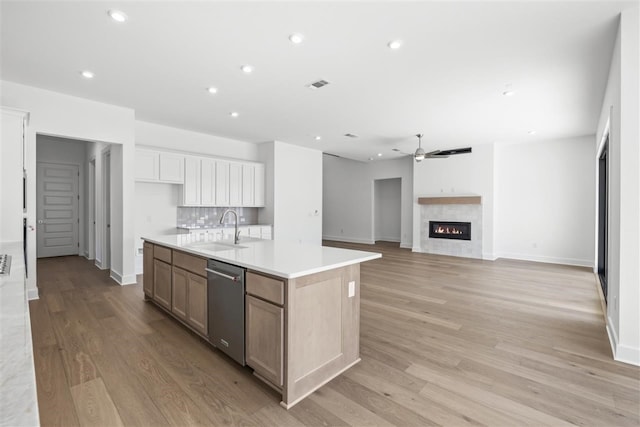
[502,90,515,96]
[108,10,127,23]
[230,112,239,118]
[289,33,304,44]
[207,87,218,94]
[388,40,403,50]
[241,65,253,73]
[377,153,383,157]
[80,70,94,79]
[528,130,536,135]
[314,136,322,141]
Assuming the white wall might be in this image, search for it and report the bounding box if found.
[260,141,323,246]
[323,156,413,248]
[495,136,595,266]
[596,7,640,366]
[412,144,495,258]
[0,109,25,243]
[134,182,180,273]
[0,80,136,296]
[36,135,88,257]
[374,178,402,242]
[135,121,259,161]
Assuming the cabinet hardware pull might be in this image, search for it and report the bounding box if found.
[205,267,240,282]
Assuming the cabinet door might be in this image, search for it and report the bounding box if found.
[215,161,230,206]
[254,164,265,207]
[135,150,159,181]
[159,153,184,183]
[187,273,208,336]
[201,159,216,206]
[182,156,201,205]
[172,266,188,321]
[143,242,154,298]
[229,163,242,206]
[246,295,283,387]
[153,259,172,310]
[242,164,255,206]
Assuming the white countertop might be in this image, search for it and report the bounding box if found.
[0,241,40,427]
[143,234,381,279]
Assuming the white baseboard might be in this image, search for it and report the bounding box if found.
[95,258,107,270]
[109,270,137,286]
[607,320,640,366]
[483,252,498,261]
[374,237,400,243]
[400,243,413,249]
[412,246,423,253]
[495,252,592,267]
[322,235,375,245]
[27,287,39,301]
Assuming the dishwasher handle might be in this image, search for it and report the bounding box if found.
[205,267,240,282]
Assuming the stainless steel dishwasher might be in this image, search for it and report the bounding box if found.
[206,259,246,365]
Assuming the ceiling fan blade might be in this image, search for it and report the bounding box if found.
[433,147,472,156]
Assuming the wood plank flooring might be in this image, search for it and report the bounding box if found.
[30,242,639,426]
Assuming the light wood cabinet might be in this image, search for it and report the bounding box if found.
[246,295,283,387]
[143,242,154,298]
[187,273,208,336]
[172,266,189,321]
[153,259,172,310]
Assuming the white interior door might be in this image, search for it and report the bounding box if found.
[103,150,111,269]
[36,162,79,258]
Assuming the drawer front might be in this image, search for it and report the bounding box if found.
[154,245,172,264]
[173,250,207,277]
[246,271,284,305]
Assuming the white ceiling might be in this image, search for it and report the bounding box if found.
[0,1,634,161]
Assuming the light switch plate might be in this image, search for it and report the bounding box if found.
[348,281,355,298]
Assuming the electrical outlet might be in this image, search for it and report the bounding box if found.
[348,281,355,298]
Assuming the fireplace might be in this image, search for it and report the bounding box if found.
[429,221,471,241]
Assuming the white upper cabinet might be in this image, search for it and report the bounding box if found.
[201,159,216,206]
[229,163,243,206]
[135,149,184,184]
[136,148,264,207]
[135,149,160,181]
[242,164,255,206]
[254,163,265,207]
[159,153,184,183]
[182,156,201,205]
[215,161,230,206]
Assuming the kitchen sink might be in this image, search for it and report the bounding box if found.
[188,241,248,251]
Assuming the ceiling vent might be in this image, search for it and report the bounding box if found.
[344,133,359,138]
[307,79,330,89]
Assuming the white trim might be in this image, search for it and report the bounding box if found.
[109,269,137,286]
[607,317,640,366]
[322,235,375,245]
[95,258,106,270]
[495,252,592,267]
[482,252,498,261]
[27,288,39,301]
[400,243,413,249]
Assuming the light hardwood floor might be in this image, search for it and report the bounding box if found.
[30,242,639,426]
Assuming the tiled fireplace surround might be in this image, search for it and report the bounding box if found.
[419,195,483,259]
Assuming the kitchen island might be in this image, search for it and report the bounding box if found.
[142,234,380,409]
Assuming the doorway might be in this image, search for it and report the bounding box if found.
[102,149,111,270]
[88,158,96,260]
[373,178,402,243]
[597,136,609,302]
[36,162,80,257]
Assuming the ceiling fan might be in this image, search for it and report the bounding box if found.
[393,134,472,162]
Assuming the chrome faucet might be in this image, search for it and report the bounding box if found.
[220,209,240,244]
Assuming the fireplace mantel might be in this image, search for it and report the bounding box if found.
[418,195,481,205]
